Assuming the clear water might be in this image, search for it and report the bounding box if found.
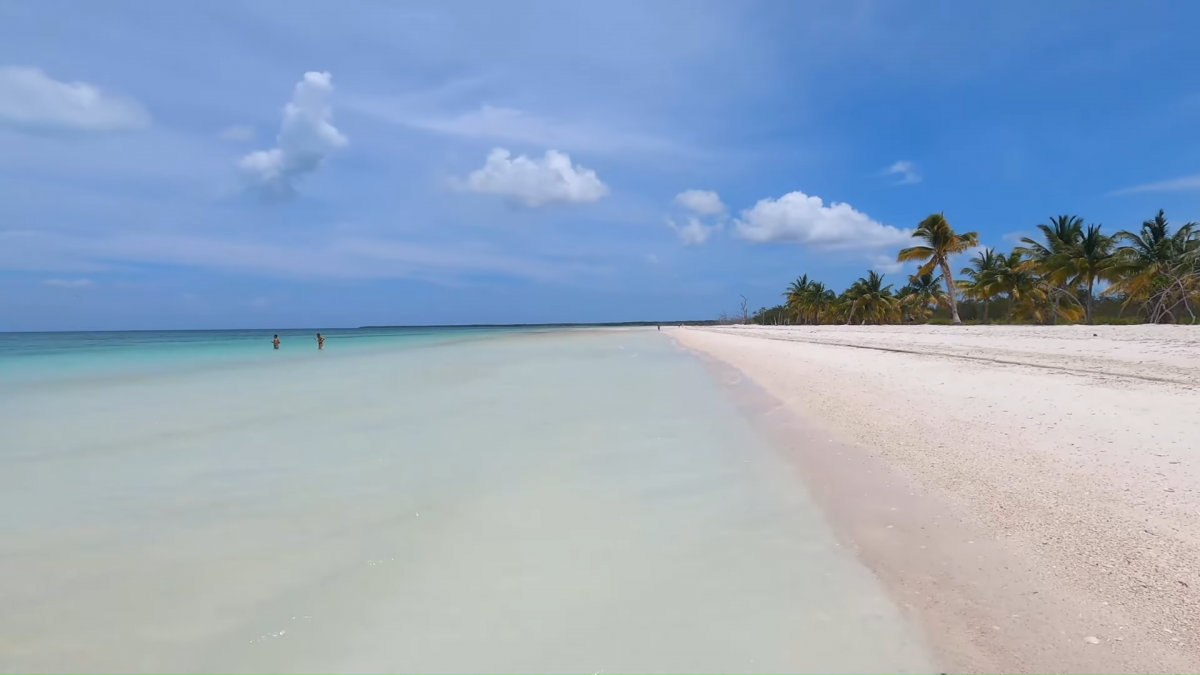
[0,328,933,673]
[0,327,516,387]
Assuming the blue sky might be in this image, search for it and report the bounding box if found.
[2,0,1199,330]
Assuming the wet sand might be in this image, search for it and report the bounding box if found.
[672,324,1200,674]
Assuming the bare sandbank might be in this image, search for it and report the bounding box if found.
[671,324,1200,674]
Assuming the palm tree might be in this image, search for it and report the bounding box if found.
[1016,215,1084,323]
[1018,215,1084,269]
[957,247,1003,323]
[899,272,947,323]
[1110,210,1200,323]
[992,250,1047,322]
[843,271,899,325]
[807,281,837,324]
[1059,223,1117,324]
[783,274,811,324]
[896,213,979,324]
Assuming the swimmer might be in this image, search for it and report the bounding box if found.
[316,333,325,350]
[272,334,280,350]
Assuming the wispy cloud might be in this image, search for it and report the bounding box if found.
[217,125,256,142]
[674,189,726,216]
[1110,174,1200,195]
[883,160,922,185]
[4,230,606,284]
[347,100,677,156]
[868,254,907,275]
[666,217,720,246]
[0,66,150,134]
[42,277,94,288]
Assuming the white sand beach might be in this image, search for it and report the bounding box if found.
[672,324,1200,674]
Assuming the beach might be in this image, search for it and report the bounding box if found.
[672,324,1200,674]
[0,328,934,674]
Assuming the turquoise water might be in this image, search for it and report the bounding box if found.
[0,327,515,386]
[0,328,933,672]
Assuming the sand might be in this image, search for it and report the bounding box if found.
[671,324,1200,674]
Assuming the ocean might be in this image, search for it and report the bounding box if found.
[0,327,933,673]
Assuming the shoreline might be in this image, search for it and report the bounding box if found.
[671,324,1200,674]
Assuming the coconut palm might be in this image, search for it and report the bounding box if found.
[957,247,1003,323]
[992,250,1047,321]
[783,274,815,324]
[806,281,837,324]
[899,272,947,323]
[1017,215,1084,272]
[1110,210,1200,322]
[1016,215,1084,323]
[843,271,899,325]
[896,213,979,324]
[1058,223,1118,324]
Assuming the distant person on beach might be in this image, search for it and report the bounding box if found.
[657,324,660,331]
[316,333,325,350]
[272,334,280,350]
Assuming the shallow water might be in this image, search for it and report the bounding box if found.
[0,328,934,673]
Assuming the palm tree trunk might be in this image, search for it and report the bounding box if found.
[983,298,990,324]
[939,260,962,324]
[1086,278,1095,325]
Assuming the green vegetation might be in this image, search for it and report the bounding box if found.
[749,210,1200,326]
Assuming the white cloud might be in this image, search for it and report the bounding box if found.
[734,190,911,249]
[667,217,720,246]
[1110,174,1200,195]
[0,66,150,133]
[674,189,725,216]
[461,148,608,207]
[239,72,347,199]
[884,160,921,185]
[43,278,94,288]
[868,254,907,275]
[217,125,256,142]
[1001,231,1031,244]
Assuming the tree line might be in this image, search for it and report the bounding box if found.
[743,210,1200,326]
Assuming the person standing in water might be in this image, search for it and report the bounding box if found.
[316,333,325,350]
[272,334,280,350]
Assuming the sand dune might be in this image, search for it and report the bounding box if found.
[672,324,1200,674]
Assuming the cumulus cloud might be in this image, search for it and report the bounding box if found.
[884,160,921,185]
[43,278,94,288]
[0,66,150,133]
[667,217,720,246]
[239,72,347,199]
[674,189,725,216]
[217,125,256,142]
[462,148,609,207]
[734,190,911,249]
